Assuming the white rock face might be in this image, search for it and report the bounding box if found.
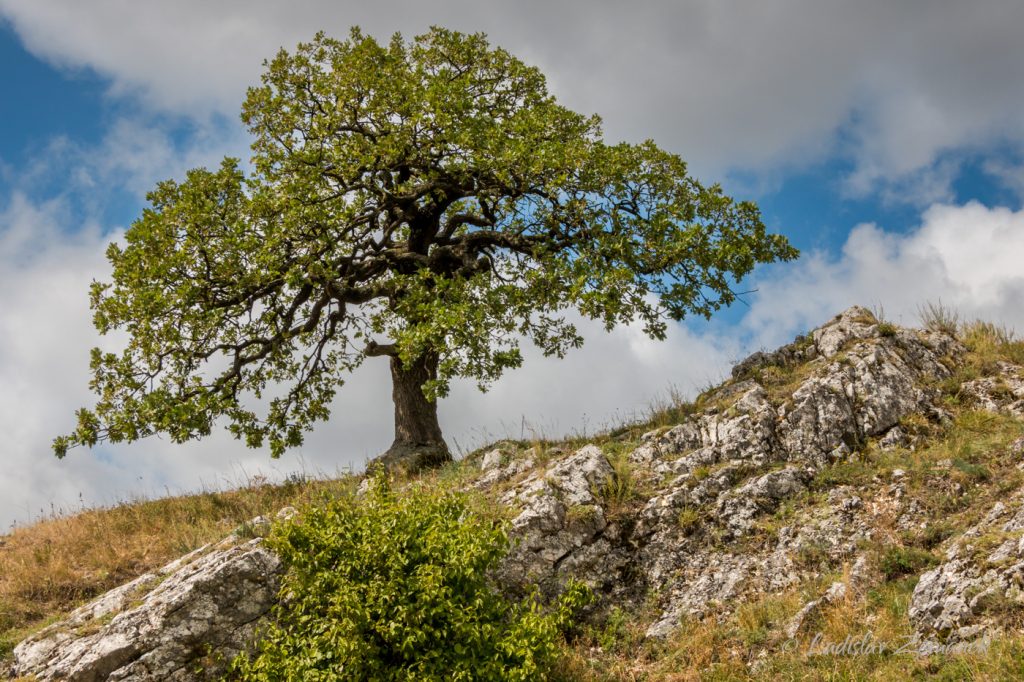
[12,537,282,681]
[811,306,879,358]
[480,448,504,471]
[426,306,964,640]
[961,361,1024,417]
[496,444,623,596]
[489,306,965,637]
[910,491,1024,643]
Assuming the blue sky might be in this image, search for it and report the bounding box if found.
[1,2,1023,529]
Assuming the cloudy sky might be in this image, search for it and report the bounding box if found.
[1,1,1023,530]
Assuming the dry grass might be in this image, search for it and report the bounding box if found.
[556,573,1024,681]
[961,321,1024,372]
[919,300,962,336]
[0,474,356,663]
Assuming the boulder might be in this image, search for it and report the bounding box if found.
[12,537,282,681]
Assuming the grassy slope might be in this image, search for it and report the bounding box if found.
[2,316,1024,680]
[0,477,357,665]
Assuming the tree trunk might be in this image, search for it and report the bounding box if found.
[375,352,452,472]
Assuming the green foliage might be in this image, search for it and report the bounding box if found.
[593,607,632,654]
[229,476,591,681]
[878,545,940,581]
[677,506,702,536]
[57,27,796,459]
[877,321,898,337]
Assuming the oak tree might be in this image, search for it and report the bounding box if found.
[56,28,797,470]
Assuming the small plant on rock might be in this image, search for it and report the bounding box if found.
[878,545,939,581]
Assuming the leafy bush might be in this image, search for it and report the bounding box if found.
[229,475,590,681]
[879,545,939,581]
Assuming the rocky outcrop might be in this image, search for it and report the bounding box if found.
[490,306,964,637]
[17,305,1011,676]
[909,493,1024,643]
[495,444,630,598]
[961,361,1024,417]
[12,534,282,681]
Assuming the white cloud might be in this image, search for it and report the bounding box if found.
[8,117,249,206]
[742,201,1024,348]
[2,1,1024,193]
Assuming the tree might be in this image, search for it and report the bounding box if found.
[55,27,797,470]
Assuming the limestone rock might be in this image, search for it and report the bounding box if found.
[496,445,626,596]
[910,491,1024,642]
[715,467,810,538]
[12,538,282,681]
[480,448,504,471]
[810,306,879,358]
[961,362,1024,417]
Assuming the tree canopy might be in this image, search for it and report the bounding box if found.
[56,27,797,465]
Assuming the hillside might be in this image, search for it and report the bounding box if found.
[4,305,1024,680]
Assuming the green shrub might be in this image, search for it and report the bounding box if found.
[877,322,898,337]
[229,475,591,681]
[879,546,939,581]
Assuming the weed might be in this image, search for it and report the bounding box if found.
[919,300,961,336]
[599,450,640,516]
[878,545,939,581]
[952,457,991,481]
[677,507,702,536]
[795,541,832,570]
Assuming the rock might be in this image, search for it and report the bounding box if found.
[476,452,535,488]
[631,385,777,470]
[646,556,756,638]
[715,467,809,538]
[731,337,818,381]
[12,538,283,681]
[496,445,624,596]
[879,425,908,450]
[961,363,1024,417]
[811,306,879,358]
[480,448,504,471]
[849,554,871,587]
[909,491,1024,641]
[778,320,957,464]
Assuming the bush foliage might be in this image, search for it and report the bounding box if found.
[229,476,590,681]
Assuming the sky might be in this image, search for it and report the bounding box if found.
[1,1,1023,530]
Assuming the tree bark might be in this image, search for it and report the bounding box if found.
[375,351,452,472]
